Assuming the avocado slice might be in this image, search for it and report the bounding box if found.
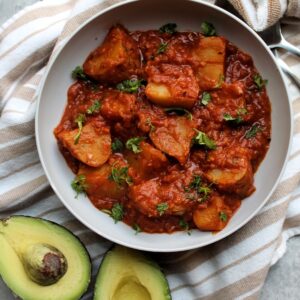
[94,245,171,300]
[0,216,91,300]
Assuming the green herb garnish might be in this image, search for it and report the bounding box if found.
[179,219,189,230]
[164,107,193,120]
[215,74,224,88]
[159,23,177,34]
[146,118,156,132]
[111,138,124,152]
[219,211,228,222]
[71,174,87,198]
[116,78,146,93]
[157,42,168,54]
[109,165,132,185]
[193,129,216,150]
[187,175,202,191]
[197,186,211,203]
[72,66,89,81]
[223,108,247,124]
[126,137,145,154]
[111,203,124,223]
[74,113,86,144]
[201,92,211,106]
[253,74,268,91]
[132,223,141,235]
[201,21,217,36]
[245,124,262,139]
[86,100,101,114]
[157,202,168,216]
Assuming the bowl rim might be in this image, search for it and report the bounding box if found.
[35,0,293,252]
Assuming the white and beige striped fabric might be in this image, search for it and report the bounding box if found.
[0,0,300,299]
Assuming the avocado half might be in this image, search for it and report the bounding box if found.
[94,245,172,300]
[0,216,91,300]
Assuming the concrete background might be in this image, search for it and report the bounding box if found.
[0,1,299,299]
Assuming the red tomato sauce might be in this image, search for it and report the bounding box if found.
[54,25,271,234]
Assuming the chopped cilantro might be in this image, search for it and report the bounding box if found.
[126,137,145,154]
[116,78,146,93]
[188,175,202,191]
[132,223,141,235]
[111,138,124,152]
[71,174,87,198]
[245,124,262,139]
[111,203,124,223]
[109,165,132,185]
[201,92,211,106]
[71,66,89,81]
[157,202,168,216]
[146,118,156,132]
[164,107,193,120]
[86,100,101,114]
[219,211,228,222]
[157,42,168,54]
[179,219,189,230]
[201,21,217,36]
[253,74,268,91]
[74,113,86,144]
[223,108,247,124]
[197,186,211,203]
[159,23,177,34]
[215,74,225,88]
[193,129,216,150]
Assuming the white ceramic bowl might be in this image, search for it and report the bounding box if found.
[36,0,292,252]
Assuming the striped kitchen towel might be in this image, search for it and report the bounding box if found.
[0,0,300,299]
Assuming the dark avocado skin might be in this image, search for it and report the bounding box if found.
[0,215,92,300]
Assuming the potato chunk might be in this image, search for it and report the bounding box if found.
[57,122,111,167]
[145,63,200,108]
[150,116,195,164]
[193,196,231,231]
[126,142,168,182]
[83,25,141,83]
[78,156,127,202]
[204,148,254,197]
[193,36,226,90]
[101,91,137,123]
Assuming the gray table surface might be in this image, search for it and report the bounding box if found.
[1,1,299,299]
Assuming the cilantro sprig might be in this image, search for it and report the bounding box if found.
[109,165,132,185]
[201,21,217,36]
[245,124,262,139]
[71,174,87,198]
[253,74,268,91]
[111,138,124,152]
[74,114,86,144]
[193,129,216,150]
[157,202,168,216]
[86,100,101,114]
[200,92,211,106]
[219,211,228,222]
[111,203,124,223]
[159,23,177,34]
[157,42,169,54]
[116,78,146,93]
[72,66,89,81]
[223,108,247,124]
[126,137,146,154]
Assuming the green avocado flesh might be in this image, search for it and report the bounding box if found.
[0,216,91,300]
[94,245,171,300]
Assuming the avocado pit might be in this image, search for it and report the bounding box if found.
[22,243,67,286]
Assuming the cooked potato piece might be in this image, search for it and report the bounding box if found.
[193,36,226,90]
[57,122,111,167]
[83,25,141,83]
[101,91,137,123]
[150,117,195,164]
[193,196,231,231]
[204,148,254,197]
[145,63,200,108]
[78,158,127,201]
[129,177,193,218]
[126,142,168,182]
